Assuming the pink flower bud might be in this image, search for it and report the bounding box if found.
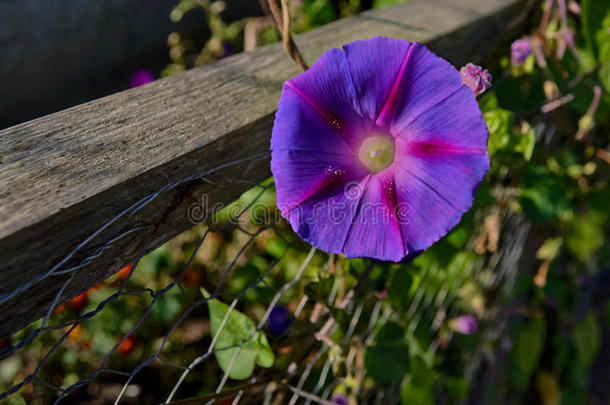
[511,39,532,66]
[450,315,478,334]
[460,63,492,96]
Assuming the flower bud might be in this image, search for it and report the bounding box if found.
[450,315,478,334]
[460,63,492,96]
[511,39,532,66]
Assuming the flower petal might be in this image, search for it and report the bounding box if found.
[271,85,353,154]
[342,171,406,261]
[283,173,371,255]
[342,37,412,124]
[395,137,489,212]
[396,85,489,151]
[271,149,368,216]
[285,47,365,149]
[392,144,488,252]
[270,37,490,262]
[392,164,464,252]
[387,43,466,135]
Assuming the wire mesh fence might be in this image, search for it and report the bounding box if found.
[0,147,533,404]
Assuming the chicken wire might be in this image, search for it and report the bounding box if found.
[0,151,530,405]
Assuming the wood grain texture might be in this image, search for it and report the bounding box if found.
[0,0,523,338]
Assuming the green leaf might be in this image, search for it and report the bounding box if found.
[495,74,546,112]
[201,288,274,380]
[388,270,413,311]
[573,312,601,365]
[152,290,183,324]
[484,109,514,156]
[473,180,494,209]
[581,0,610,60]
[478,92,499,112]
[535,372,561,405]
[536,238,563,261]
[484,107,535,160]
[304,275,334,302]
[443,376,471,401]
[301,0,336,27]
[401,356,435,405]
[583,0,610,91]
[520,165,571,223]
[509,317,546,392]
[365,322,410,383]
[446,225,471,249]
[514,123,536,161]
[566,211,605,261]
[551,334,571,375]
[372,0,405,8]
[600,60,610,93]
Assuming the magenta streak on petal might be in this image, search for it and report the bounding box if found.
[405,141,487,156]
[393,160,462,213]
[342,172,405,256]
[284,81,355,150]
[375,43,415,128]
[285,81,334,123]
[380,173,406,256]
[280,167,355,215]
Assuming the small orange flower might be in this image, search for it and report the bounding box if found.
[115,264,134,281]
[70,292,89,311]
[66,324,83,342]
[182,268,202,287]
[116,334,137,357]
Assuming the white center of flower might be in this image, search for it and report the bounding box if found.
[358,134,395,173]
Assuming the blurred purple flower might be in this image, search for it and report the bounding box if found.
[223,42,234,58]
[331,395,348,405]
[130,69,155,88]
[460,63,492,97]
[271,37,489,261]
[267,306,292,335]
[511,39,532,66]
[451,315,478,334]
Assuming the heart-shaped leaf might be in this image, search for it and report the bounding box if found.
[202,288,274,380]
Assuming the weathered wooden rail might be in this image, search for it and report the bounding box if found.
[0,0,523,338]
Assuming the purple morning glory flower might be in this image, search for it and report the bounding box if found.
[460,63,492,97]
[511,39,532,66]
[267,306,292,335]
[271,37,489,262]
[331,395,348,405]
[450,315,478,334]
[130,69,155,88]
